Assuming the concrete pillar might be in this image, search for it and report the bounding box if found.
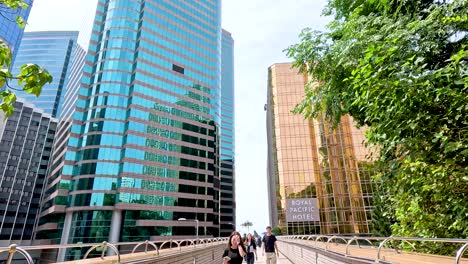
[57,211,73,262]
[107,210,122,256]
[109,210,122,243]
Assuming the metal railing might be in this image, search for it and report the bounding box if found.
[0,237,229,264]
[280,235,468,264]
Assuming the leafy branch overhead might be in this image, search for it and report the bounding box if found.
[286,0,468,245]
[0,0,52,118]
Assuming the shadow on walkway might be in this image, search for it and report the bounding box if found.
[250,250,292,264]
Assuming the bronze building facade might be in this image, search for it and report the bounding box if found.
[266,63,375,235]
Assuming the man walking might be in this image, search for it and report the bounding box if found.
[262,226,279,264]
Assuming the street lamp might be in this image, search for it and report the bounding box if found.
[178,218,199,244]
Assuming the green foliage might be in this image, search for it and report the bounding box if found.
[286,0,468,249]
[271,226,283,236]
[0,0,52,119]
[241,220,253,232]
[287,183,317,198]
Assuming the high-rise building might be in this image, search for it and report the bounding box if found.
[0,0,33,63]
[0,98,57,247]
[34,0,234,261]
[34,45,86,245]
[266,63,375,235]
[12,31,79,117]
[219,29,235,237]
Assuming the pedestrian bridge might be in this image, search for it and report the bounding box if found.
[1,235,467,263]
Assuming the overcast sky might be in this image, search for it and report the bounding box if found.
[26,0,329,235]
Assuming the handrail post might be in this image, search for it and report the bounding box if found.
[376,236,393,263]
[100,241,108,259]
[83,241,120,263]
[326,236,336,251]
[6,244,16,264]
[106,243,121,263]
[4,244,34,264]
[131,240,158,255]
[346,236,357,256]
[455,242,468,264]
[15,247,34,264]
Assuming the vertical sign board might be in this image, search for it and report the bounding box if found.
[286,198,320,222]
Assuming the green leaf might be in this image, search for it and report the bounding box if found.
[15,16,25,29]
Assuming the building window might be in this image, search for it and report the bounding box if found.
[172,64,184,74]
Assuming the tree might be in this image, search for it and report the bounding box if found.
[240,220,253,233]
[286,0,468,244]
[0,0,52,118]
[271,226,283,236]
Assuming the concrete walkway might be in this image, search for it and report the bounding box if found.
[250,250,293,264]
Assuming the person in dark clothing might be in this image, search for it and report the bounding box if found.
[223,231,246,264]
[262,226,279,264]
[256,235,262,249]
[245,233,257,264]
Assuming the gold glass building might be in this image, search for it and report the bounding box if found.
[266,63,375,235]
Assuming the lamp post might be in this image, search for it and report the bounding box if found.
[178,218,199,244]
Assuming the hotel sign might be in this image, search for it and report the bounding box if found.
[286,198,320,222]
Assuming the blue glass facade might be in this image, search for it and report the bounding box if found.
[220,29,235,237]
[12,31,79,117]
[34,45,86,245]
[0,0,33,63]
[34,1,234,261]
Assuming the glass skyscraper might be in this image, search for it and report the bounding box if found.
[34,45,86,246]
[0,0,33,63]
[34,1,234,261]
[219,29,235,237]
[266,63,375,235]
[12,31,79,117]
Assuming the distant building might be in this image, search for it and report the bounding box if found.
[266,63,375,235]
[12,31,79,117]
[0,0,33,63]
[0,99,57,246]
[220,29,235,237]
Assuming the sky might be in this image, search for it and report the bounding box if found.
[26,0,330,235]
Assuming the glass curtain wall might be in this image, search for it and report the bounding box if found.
[39,0,225,260]
[266,63,376,235]
[219,29,235,237]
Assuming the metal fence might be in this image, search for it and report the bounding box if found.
[0,237,229,264]
[279,235,468,264]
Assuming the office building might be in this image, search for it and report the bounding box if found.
[0,0,33,63]
[0,99,57,246]
[34,44,86,245]
[34,0,234,260]
[219,29,235,237]
[266,63,375,235]
[12,31,79,117]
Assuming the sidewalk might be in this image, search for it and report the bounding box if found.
[252,251,292,264]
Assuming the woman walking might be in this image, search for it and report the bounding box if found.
[222,231,246,264]
[245,233,257,264]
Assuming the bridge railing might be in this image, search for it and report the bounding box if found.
[0,237,229,264]
[280,235,468,264]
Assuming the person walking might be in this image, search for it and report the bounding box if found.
[222,231,246,264]
[245,233,257,264]
[262,226,279,264]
